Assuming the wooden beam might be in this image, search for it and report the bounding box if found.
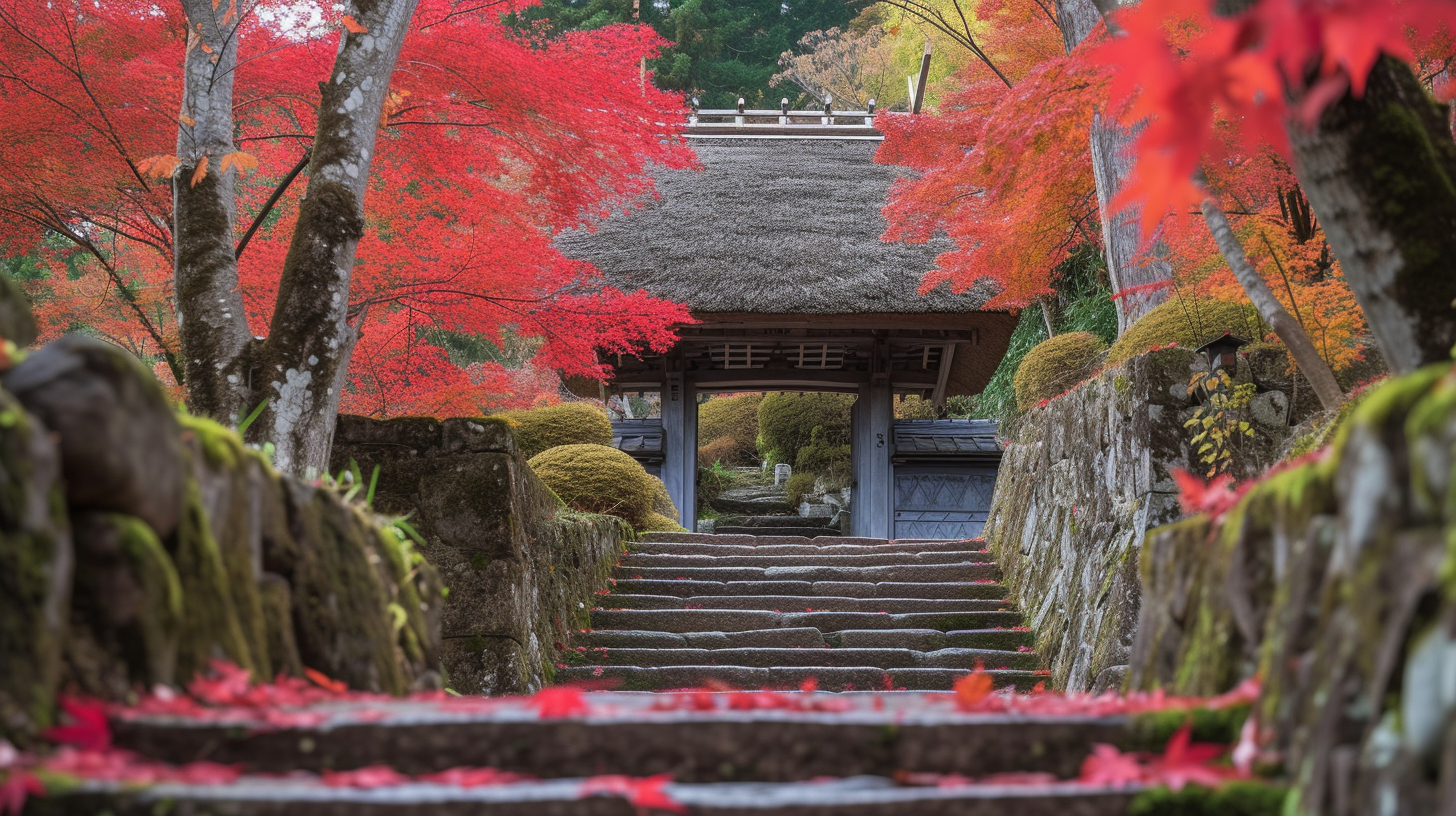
[931,344,955,408]
[912,42,932,115]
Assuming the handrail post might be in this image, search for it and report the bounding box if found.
[736,97,745,128]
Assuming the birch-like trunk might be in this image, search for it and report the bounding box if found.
[1057,0,1171,336]
[1285,57,1456,374]
[249,0,420,476]
[1199,200,1344,411]
[175,0,252,420]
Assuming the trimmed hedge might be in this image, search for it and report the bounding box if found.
[784,472,817,507]
[757,393,852,466]
[1013,331,1107,410]
[697,394,762,465]
[498,402,612,460]
[636,512,688,534]
[1106,297,1262,367]
[527,444,655,526]
[648,476,679,522]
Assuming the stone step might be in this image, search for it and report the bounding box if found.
[612,563,999,584]
[109,694,1132,782]
[637,533,912,546]
[555,665,1043,692]
[715,515,836,528]
[560,646,1039,670]
[618,551,992,568]
[587,609,1025,634]
[575,627,1035,652]
[42,777,1138,815]
[607,580,1009,600]
[597,595,1011,614]
[628,540,987,557]
[827,628,1037,651]
[714,526,842,537]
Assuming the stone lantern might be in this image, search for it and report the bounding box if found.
[1196,332,1248,375]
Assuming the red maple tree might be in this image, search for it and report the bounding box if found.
[0,1,692,430]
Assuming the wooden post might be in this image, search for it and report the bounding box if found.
[911,42,932,115]
[852,341,894,539]
[660,353,695,528]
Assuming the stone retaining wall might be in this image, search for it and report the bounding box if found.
[984,349,1198,692]
[984,347,1300,692]
[332,416,629,695]
[0,335,442,745]
[1127,363,1456,815]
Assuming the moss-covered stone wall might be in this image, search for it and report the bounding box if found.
[333,415,629,694]
[1128,361,1456,815]
[0,336,441,746]
[985,349,1201,692]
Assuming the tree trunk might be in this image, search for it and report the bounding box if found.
[174,1,252,420]
[248,0,420,476]
[1285,56,1456,374]
[1058,0,1172,335]
[1200,199,1345,411]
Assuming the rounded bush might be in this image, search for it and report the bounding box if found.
[1013,332,1107,410]
[757,393,852,466]
[1105,297,1262,367]
[697,394,762,465]
[784,472,817,507]
[697,436,739,467]
[498,402,612,460]
[636,512,688,534]
[795,443,851,479]
[648,476,679,521]
[527,443,654,525]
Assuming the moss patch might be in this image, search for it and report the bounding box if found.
[1129,782,1287,816]
[528,444,656,526]
[1012,331,1106,410]
[1107,298,1263,368]
[497,403,612,460]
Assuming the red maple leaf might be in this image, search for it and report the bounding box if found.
[304,667,348,694]
[953,664,994,711]
[528,686,589,719]
[579,774,686,814]
[0,770,44,816]
[321,765,410,789]
[1146,725,1234,791]
[1171,469,1245,519]
[1079,743,1144,787]
[420,767,533,787]
[42,697,111,751]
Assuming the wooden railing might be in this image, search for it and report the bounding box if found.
[686,97,881,138]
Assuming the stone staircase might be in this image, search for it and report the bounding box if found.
[557,532,1043,692]
[30,534,1160,815]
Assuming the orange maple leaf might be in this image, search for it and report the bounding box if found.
[342,15,367,34]
[953,663,993,710]
[218,151,258,176]
[137,154,180,180]
[189,156,209,187]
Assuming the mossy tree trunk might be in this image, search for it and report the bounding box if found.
[1199,198,1344,410]
[174,0,252,421]
[1058,0,1173,336]
[1286,57,1456,374]
[174,0,419,476]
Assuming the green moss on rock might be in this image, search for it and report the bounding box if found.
[636,511,687,534]
[1107,298,1262,368]
[527,444,656,526]
[174,480,257,679]
[497,403,612,460]
[1129,782,1287,816]
[1012,331,1107,410]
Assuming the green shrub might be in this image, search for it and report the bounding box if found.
[648,476,679,522]
[636,512,688,534]
[697,393,763,465]
[1106,297,1263,368]
[757,392,852,466]
[795,442,851,478]
[697,436,739,466]
[1012,331,1108,410]
[498,402,612,460]
[527,444,654,525]
[894,395,939,419]
[696,462,735,507]
[784,472,817,507]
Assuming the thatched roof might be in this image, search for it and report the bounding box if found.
[555,139,992,315]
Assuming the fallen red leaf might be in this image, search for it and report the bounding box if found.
[0,770,44,816]
[579,773,686,814]
[42,697,111,751]
[321,765,410,789]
